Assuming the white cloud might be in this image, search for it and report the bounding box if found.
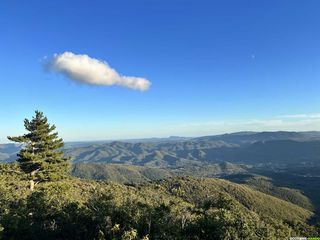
[46,52,151,91]
[278,113,320,119]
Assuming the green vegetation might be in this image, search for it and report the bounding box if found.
[252,169,320,224]
[0,112,319,239]
[0,163,319,239]
[7,111,69,190]
[223,174,314,211]
[71,162,247,183]
[72,163,172,183]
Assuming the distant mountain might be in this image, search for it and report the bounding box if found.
[64,140,236,167]
[2,131,320,166]
[195,131,320,143]
[0,144,21,162]
[63,136,192,149]
[64,139,320,167]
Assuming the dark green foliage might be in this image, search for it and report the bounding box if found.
[7,111,69,186]
[248,177,314,211]
[249,168,320,224]
[0,165,318,240]
[160,177,313,223]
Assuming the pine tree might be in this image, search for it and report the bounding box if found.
[8,110,70,190]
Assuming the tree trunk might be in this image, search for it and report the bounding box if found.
[29,180,35,191]
[29,169,40,191]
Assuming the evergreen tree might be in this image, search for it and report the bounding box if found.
[8,110,69,190]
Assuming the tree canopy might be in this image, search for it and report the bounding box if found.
[8,110,69,190]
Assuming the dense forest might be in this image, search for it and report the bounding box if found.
[1,165,320,240]
[0,111,319,239]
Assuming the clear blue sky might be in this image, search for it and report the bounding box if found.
[1,0,320,142]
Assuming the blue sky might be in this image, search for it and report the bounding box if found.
[1,0,320,142]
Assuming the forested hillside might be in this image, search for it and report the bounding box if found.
[1,112,320,239]
[71,162,247,183]
[0,163,319,239]
[59,135,320,167]
[2,131,320,167]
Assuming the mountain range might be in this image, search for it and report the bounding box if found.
[2,131,320,167]
[2,131,320,224]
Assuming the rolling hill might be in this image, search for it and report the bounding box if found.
[0,165,317,239]
[2,131,320,167]
[71,162,248,183]
[64,139,320,167]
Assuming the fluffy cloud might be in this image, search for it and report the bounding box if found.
[46,52,151,91]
